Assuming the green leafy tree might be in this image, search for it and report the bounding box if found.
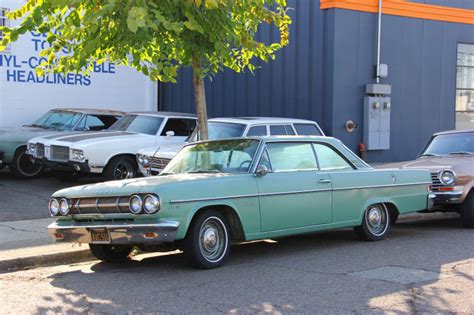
[0,0,291,139]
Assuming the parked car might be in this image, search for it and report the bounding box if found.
[28,112,197,181]
[0,108,123,178]
[136,117,325,176]
[47,136,434,269]
[377,130,473,228]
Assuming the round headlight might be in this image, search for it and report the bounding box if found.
[439,170,455,185]
[137,155,144,164]
[59,198,69,215]
[129,195,143,214]
[49,198,60,216]
[143,195,160,214]
[143,156,150,165]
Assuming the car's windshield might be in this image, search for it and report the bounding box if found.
[109,114,164,135]
[162,139,259,175]
[191,122,246,141]
[31,110,83,131]
[422,132,474,156]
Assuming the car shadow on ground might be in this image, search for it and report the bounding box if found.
[38,213,473,313]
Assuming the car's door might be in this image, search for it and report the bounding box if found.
[256,142,332,232]
[312,143,361,223]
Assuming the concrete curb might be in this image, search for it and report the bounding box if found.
[0,249,95,273]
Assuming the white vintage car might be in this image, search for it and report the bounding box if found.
[136,117,325,176]
[27,112,197,180]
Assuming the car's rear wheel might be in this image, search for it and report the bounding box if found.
[10,147,43,179]
[184,211,230,269]
[460,191,473,229]
[89,244,132,263]
[354,203,391,241]
[103,156,137,181]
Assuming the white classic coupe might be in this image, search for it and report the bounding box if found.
[27,112,197,180]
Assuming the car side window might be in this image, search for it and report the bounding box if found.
[161,118,197,137]
[266,142,317,171]
[246,125,267,136]
[269,125,295,136]
[313,143,354,171]
[294,123,322,136]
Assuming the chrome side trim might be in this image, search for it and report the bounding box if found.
[332,181,431,192]
[170,188,332,204]
[169,181,430,204]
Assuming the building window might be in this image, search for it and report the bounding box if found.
[0,8,10,51]
[456,43,474,130]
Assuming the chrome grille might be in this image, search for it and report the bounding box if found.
[68,196,130,215]
[50,145,69,161]
[431,172,445,192]
[36,143,45,158]
[149,157,171,170]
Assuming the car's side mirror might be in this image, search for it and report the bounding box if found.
[255,165,270,177]
[166,131,175,137]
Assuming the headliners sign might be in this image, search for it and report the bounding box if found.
[0,0,157,128]
[0,31,117,86]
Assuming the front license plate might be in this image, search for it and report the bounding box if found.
[90,228,110,243]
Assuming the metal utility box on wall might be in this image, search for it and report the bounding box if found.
[364,96,391,150]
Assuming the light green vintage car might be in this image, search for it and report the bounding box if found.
[48,137,434,268]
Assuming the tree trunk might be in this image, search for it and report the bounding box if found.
[192,57,209,140]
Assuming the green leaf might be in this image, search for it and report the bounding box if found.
[127,18,138,33]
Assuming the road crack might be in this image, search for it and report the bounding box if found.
[0,224,44,234]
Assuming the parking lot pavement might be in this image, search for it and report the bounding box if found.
[0,213,472,314]
[0,170,101,222]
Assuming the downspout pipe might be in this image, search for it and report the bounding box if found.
[376,0,382,84]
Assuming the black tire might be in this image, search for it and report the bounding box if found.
[184,210,230,269]
[390,212,399,225]
[460,191,474,229]
[10,147,43,179]
[52,170,82,181]
[103,156,137,181]
[89,244,132,263]
[354,203,391,241]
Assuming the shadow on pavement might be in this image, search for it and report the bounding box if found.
[39,213,473,313]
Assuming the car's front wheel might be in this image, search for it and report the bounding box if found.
[103,156,137,181]
[184,211,230,269]
[10,147,43,179]
[460,191,473,229]
[89,244,133,263]
[354,203,391,241]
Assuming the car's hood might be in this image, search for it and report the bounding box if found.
[52,173,232,199]
[39,131,143,146]
[376,156,474,174]
[0,127,63,143]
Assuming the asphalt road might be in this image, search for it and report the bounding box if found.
[0,169,102,222]
[0,213,473,314]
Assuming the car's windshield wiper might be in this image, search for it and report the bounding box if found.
[420,153,441,157]
[159,172,175,176]
[448,151,474,155]
[26,124,50,129]
[187,169,222,174]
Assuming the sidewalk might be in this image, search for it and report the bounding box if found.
[0,219,93,272]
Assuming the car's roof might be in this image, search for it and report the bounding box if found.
[128,111,197,118]
[209,117,319,124]
[433,129,474,136]
[51,108,125,115]
[192,135,336,145]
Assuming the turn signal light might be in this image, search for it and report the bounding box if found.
[143,232,158,239]
[54,233,64,240]
[439,187,454,191]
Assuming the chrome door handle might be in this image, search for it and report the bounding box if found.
[318,179,332,184]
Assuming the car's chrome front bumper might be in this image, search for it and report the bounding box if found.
[432,191,464,205]
[48,220,179,244]
[427,193,436,210]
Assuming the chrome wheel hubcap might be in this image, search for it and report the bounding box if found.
[114,163,133,179]
[365,205,388,236]
[198,217,228,263]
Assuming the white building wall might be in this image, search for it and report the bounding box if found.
[0,0,157,128]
